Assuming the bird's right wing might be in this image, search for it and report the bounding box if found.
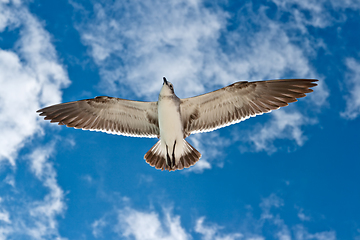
[37,96,159,138]
[180,79,317,137]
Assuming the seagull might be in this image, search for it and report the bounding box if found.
[37,77,317,171]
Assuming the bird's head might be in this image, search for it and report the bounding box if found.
[160,77,175,96]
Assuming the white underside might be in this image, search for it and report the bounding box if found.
[158,97,185,164]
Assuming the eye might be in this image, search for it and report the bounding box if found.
[169,84,173,90]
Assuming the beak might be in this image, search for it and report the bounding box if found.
[163,77,168,85]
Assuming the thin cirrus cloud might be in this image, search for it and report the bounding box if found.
[73,0,328,172]
[195,217,243,240]
[239,109,317,154]
[90,194,335,240]
[185,132,230,173]
[341,58,360,120]
[272,0,360,29]
[8,144,65,239]
[0,1,68,239]
[0,144,66,239]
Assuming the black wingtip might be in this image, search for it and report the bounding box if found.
[36,108,45,114]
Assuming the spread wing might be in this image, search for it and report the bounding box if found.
[180,79,318,137]
[37,96,159,138]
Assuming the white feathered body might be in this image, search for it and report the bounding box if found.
[158,89,185,165]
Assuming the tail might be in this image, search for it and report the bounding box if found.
[144,139,201,171]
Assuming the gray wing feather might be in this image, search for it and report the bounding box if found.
[180,79,318,137]
[37,96,159,138]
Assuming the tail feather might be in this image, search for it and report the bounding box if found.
[144,139,201,171]
[178,140,201,170]
[144,140,168,170]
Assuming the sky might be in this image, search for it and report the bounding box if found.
[0,0,359,239]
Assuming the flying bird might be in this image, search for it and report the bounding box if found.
[37,77,317,171]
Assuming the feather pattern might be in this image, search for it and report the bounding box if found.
[180,79,318,137]
[144,139,200,171]
[37,96,159,138]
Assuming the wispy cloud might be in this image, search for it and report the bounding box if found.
[116,207,189,240]
[341,58,360,120]
[74,0,323,98]
[92,206,243,240]
[186,132,230,173]
[0,207,11,224]
[195,217,243,240]
[272,0,360,30]
[0,1,70,166]
[235,194,336,240]
[239,109,317,154]
[73,0,328,168]
[0,1,69,239]
[75,0,228,99]
[296,207,311,222]
[0,144,66,240]
[91,194,336,240]
[26,145,65,238]
[293,225,336,240]
[92,217,107,238]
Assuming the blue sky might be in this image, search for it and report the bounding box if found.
[0,0,359,239]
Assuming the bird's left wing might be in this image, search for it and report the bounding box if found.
[37,96,159,138]
[180,79,317,137]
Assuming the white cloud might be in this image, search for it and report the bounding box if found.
[341,58,360,119]
[27,145,65,236]
[195,217,243,240]
[295,206,311,222]
[116,207,189,240]
[293,225,336,240]
[188,159,212,173]
[74,0,327,165]
[272,0,360,30]
[259,193,284,220]
[272,0,334,29]
[240,109,316,154]
[259,195,336,240]
[0,1,68,239]
[75,0,323,98]
[241,194,336,240]
[0,144,66,240]
[3,175,15,187]
[92,206,243,240]
[0,210,10,224]
[186,132,230,173]
[92,194,336,240]
[76,0,228,99]
[92,217,107,238]
[0,1,70,166]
